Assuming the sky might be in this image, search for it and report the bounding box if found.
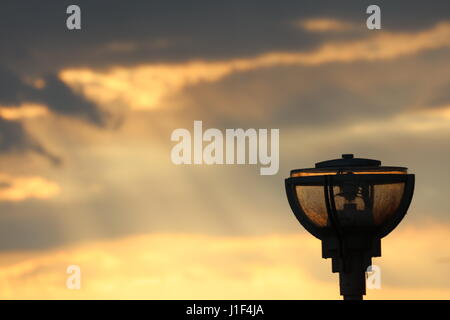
[0,0,449,299]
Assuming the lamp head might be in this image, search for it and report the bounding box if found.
[285,154,414,240]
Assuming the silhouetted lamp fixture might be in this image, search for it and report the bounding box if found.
[285,154,414,300]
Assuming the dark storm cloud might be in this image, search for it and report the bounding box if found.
[37,74,109,126]
[1,0,450,74]
[0,0,448,156]
[0,67,29,105]
[0,66,109,161]
[0,66,109,126]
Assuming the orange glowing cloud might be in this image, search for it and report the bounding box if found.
[0,103,48,120]
[0,223,448,299]
[295,18,357,32]
[59,22,450,110]
[0,173,60,202]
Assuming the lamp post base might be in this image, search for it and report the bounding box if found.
[343,295,363,300]
[338,258,367,300]
[322,235,380,300]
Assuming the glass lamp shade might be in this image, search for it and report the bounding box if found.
[285,155,415,240]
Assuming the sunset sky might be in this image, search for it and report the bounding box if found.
[0,0,449,299]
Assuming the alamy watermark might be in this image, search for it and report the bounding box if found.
[66,265,81,290]
[366,5,381,30]
[66,5,81,30]
[366,264,381,289]
[65,4,380,31]
[170,121,279,175]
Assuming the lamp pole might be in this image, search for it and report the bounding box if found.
[285,154,414,300]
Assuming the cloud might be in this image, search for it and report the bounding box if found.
[294,18,358,33]
[280,104,450,155]
[0,66,113,162]
[340,104,450,135]
[0,103,48,120]
[0,67,110,126]
[1,1,449,266]
[37,74,111,126]
[60,22,450,110]
[0,224,448,299]
[3,1,450,75]
[3,48,450,251]
[0,173,59,202]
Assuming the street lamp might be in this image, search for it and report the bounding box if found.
[285,154,414,300]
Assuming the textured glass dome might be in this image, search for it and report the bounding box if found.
[285,154,414,239]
